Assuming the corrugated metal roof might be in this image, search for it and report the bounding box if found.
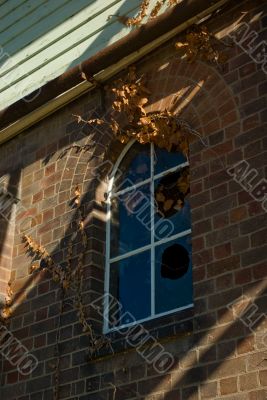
[0,0,162,110]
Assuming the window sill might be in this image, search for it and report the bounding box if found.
[90,306,194,361]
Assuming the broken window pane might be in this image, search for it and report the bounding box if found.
[154,147,186,175]
[155,235,193,314]
[154,168,191,241]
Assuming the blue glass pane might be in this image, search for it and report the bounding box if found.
[154,170,191,242]
[155,235,193,314]
[113,142,151,192]
[110,251,151,326]
[155,147,186,175]
[110,184,151,257]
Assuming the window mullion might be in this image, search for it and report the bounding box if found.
[109,243,152,263]
[104,193,111,333]
[151,143,155,317]
[154,160,189,180]
[112,177,152,198]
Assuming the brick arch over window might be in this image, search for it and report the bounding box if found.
[144,58,240,136]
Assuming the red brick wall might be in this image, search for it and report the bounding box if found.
[0,0,267,399]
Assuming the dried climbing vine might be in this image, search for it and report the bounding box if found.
[77,65,193,203]
[20,187,111,399]
[0,280,13,321]
[115,0,229,67]
[175,25,229,65]
[115,0,181,26]
[98,68,192,154]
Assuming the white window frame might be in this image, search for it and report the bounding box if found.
[104,140,193,334]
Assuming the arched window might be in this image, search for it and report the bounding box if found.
[104,140,193,332]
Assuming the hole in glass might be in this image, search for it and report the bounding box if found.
[161,243,189,280]
[155,167,189,218]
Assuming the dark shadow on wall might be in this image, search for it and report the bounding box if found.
[167,284,267,398]
[98,286,267,399]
